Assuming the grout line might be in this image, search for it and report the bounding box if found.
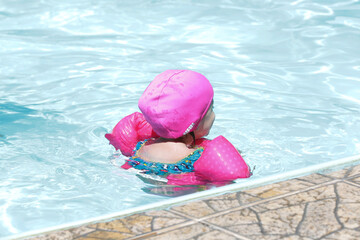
[127,232,158,240]
[343,180,360,188]
[345,173,360,180]
[125,217,251,240]
[125,219,199,240]
[200,221,251,240]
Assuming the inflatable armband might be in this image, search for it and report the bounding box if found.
[167,135,251,185]
[105,112,159,156]
[194,135,250,181]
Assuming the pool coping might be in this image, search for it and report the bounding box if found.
[4,154,360,240]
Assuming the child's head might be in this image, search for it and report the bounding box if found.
[138,70,214,139]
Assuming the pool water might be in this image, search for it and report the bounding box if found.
[1,0,360,237]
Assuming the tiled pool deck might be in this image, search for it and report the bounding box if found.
[27,164,360,240]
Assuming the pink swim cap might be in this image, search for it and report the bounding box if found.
[138,70,214,139]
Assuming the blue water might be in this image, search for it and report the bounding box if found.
[1,0,360,237]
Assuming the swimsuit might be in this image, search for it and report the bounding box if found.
[127,140,204,176]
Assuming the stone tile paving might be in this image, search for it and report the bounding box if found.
[29,164,360,240]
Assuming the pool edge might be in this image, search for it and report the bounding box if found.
[4,154,360,240]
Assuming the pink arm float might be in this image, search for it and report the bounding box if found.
[105,112,159,157]
[167,136,251,185]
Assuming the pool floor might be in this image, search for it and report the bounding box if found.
[24,164,360,239]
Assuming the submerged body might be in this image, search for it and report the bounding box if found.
[105,70,250,185]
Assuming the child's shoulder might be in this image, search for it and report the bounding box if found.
[137,140,196,164]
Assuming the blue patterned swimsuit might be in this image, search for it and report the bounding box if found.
[126,140,204,176]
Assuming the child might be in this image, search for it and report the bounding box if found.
[106,70,250,185]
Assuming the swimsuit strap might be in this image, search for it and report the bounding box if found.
[127,140,203,176]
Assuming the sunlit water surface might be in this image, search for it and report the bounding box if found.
[1,0,359,237]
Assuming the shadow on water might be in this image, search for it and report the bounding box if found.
[0,101,75,141]
[137,174,234,197]
[0,102,37,141]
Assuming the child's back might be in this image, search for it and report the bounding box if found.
[137,140,196,164]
